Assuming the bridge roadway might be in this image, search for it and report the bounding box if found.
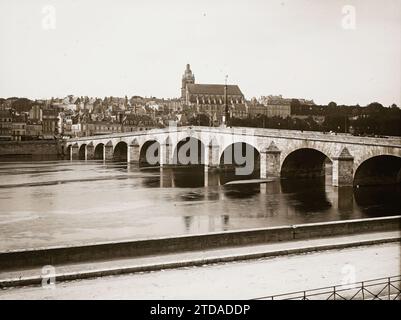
[65,126,401,187]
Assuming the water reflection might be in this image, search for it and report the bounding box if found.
[281,178,332,212]
[147,166,400,219]
[354,184,401,217]
[172,167,205,188]
[223,184,261,199]
[183,215,193,231]
[0,161,399,251]
[337,186,354,215]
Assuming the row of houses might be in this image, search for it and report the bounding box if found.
[0,99,298,141]
[63,114,158,137]
[0,109,59,141]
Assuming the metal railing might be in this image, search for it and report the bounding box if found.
[253,275,401,300]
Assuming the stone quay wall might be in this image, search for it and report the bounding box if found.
[0,141,63,159]
[0,216,399,271]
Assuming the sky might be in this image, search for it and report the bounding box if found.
[0,0,400,106]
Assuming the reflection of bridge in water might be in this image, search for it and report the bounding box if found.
[65,126,401,187]
[150,167,400,223]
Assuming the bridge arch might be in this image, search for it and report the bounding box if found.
[113,141,128,161]
[139,140,160,167]
[173,137,205,166]
[62,127,401,182]
[78,144,87,160]
[219,142,261,178]
[280,148,331,179]
[94,143,104,160]
[354,155,401,186]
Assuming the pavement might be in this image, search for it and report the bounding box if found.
[0,241,399,299]
[0,230,399,299]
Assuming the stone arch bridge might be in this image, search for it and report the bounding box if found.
[65,126,401,187]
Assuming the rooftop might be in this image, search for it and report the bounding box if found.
[187,84,243,96]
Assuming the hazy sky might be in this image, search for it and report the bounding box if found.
[0,0,400,106]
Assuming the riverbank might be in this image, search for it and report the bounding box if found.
[0,232,399,298]
[0,216,399,288]
[1,215,400,270]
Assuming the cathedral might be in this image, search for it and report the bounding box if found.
[180,64,245,121]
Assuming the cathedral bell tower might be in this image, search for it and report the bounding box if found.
[181,64,195,101]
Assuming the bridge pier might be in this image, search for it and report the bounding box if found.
[159,142,172,167]
[104,143,114,161]
[86,143,94,160]
[159,143,166,167]
[332,147,354,187]
[205,144,220,171]
[128,143,140,163]
[261,142,281,179]
[71,144,79,160]
[166,142,173,165]
[160,167,174,187]
[337,186,354,213]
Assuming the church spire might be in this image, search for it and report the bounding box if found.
[181,63,195,101]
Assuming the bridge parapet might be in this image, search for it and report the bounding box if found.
[65,126,401,148]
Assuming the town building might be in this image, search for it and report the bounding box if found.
[42,109,59,137]
[260,95,315,107]
[180,64,245,123]
[25,122,43,140]
[230,103,248,119]
[29,105,43,121]
[11,115,27,141]
[0,109,12,139]
[258,95,292,118]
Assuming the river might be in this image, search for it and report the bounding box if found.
[0,160,399,251]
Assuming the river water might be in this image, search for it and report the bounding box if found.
[0,160,400,251]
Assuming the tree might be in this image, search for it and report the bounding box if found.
[11,98,33,113]
[188,113,210,126]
